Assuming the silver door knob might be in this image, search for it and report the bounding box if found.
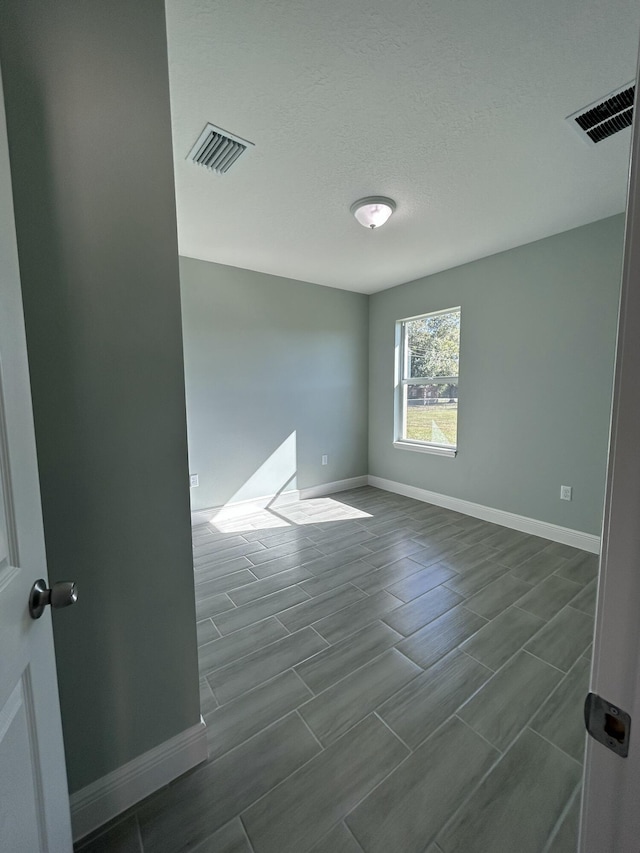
[29,579,78,619]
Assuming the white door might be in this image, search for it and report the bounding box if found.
[579,44,640,853]
[0,63,73,852]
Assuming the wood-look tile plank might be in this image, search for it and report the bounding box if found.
[194,570,257,600]
[568,578,597,617]
[345,717,498,853]
[192,534,251,558]
[194,556,254,582]
[138,714,321,853]
[464,573,532,620]
[302,521,370,542]
[509,548,569,585]
[382,585,463,637]
[196,618,220,647]
[295,621,402,694]
[544,541,586,560]
[443,559,509,598]
[360,525,423,547]
[457,651,563,751]
[409,520,461,542]
[384,562,458,603]
[299,649,421,745]
[204,670,312,761]
[437,729,581,853]
[194,540,266,569]
[438,545,500,574]
[494,535,550,568]
[301,546,378,576]
[545,787,581,853]
[199,677,217,716]
[406,535,469,568]
[242,715,409,853]
[213,585,311,635]
[475,526,530,551]
[358,539,425,568]
[397,606,487,670]
[249,547,325,578]
[196,593,235,622]
[313,529,378,555]
[515,575,582,622]
[460,606,545,671]
[298,560,374,597]
[442,522,503,546]
[246,527,319,547]
[197,617,289,675]
[530,656,590,763]
[313,591,403,645]
[227,566,313,606]
[554,551,599,586]
[277,584,367,633]
[207,627,328,704]
[353,556,437,595]
[377,649,492,749]
[189,818,252,853]
[524,606,594,673]
[309,823,363,853]
[447,515,496,534]
[246,537,319,566]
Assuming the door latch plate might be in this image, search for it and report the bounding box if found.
[584,692,630,757]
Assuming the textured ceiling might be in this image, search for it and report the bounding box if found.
[166,0,640,294]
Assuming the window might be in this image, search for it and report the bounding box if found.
[395,307,460,456]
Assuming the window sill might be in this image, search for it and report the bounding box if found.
[393,440,457,458]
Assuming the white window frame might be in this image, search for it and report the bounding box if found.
[393,306,460,457]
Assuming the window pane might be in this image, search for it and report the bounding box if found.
[406,310,460,379]
[404,383,458,446]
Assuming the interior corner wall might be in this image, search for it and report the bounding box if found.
[369,214,625,536]
[0,0,200,793]
[179,257,369,512]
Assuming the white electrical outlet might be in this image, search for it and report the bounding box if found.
[190,474,199,488]
[321,455,328,466]
[560,485,572,501]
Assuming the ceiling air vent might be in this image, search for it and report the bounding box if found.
[567,83,635,145]
[187,123,254,174]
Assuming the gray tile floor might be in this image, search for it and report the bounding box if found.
[77,487,596,853]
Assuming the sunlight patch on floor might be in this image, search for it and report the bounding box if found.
[208,497,371,534]
[208,510,291,534]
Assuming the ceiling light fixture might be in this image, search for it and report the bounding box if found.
[350,196,396,229]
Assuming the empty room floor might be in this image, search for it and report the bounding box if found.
[77,486,597,853]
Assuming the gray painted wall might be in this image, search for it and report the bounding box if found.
[180,257,369,512]
[369,215,624,535]
[0,0,200,792]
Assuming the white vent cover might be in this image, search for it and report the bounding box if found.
[566,82,635,146]
[187,123,254,174]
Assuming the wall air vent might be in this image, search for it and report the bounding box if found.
[567,83,635,145]
[187,123,254,174]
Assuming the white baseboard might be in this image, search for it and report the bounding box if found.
[70,718,208,843]
[190,473,599,553]
[368,476,601,554]
[299,475,369,500]
[191,477,369,527]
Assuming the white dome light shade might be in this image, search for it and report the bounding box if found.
[350,196,396,229]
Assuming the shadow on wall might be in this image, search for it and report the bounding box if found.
[228,432,298,505]
[193,431,299,520]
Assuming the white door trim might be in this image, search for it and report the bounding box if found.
[579,39,640,853]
